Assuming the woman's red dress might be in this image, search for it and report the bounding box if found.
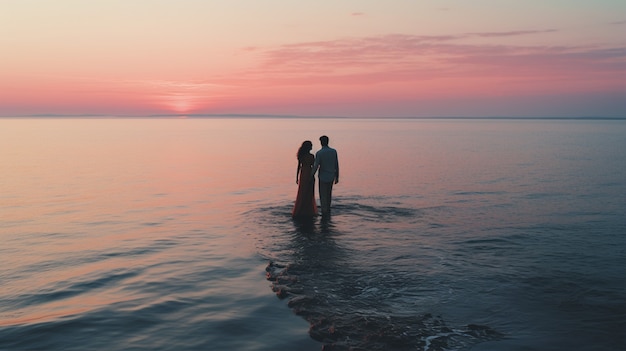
[292,154,318,217]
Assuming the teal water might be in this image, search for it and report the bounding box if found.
[1,118,625,350]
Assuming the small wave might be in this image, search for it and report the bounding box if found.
[334,202,419,223]
[3,269,139,314]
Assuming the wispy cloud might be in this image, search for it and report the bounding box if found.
[231,31,626,94]
[467,29,558,37]
[125,79,230,91]
[257,29,563,70]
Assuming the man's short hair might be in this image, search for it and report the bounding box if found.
[320,135,329,145]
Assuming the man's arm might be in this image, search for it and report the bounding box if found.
[334,152,339,184]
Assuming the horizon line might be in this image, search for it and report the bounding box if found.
[1,113,625,120]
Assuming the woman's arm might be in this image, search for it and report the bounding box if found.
[296,161,301,184]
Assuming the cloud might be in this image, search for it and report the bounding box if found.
[256,29,561,70]
[232,32,626,94]
[259,34,458,67]
[127,79,229,90]
[467,29,558,37]
[351,12,365,17]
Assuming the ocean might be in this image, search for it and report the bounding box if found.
[1,118,624,350]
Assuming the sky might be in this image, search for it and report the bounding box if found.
[1,0,625,118]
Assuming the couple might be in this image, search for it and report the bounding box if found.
[292,135,339,218]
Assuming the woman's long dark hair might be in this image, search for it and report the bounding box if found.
[297,140,313,160]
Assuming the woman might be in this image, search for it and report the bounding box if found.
[292,140,318,218]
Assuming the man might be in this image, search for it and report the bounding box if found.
[312,135,339,216]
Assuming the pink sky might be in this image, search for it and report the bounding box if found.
[1,1,625,117]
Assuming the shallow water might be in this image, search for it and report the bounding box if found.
[1,118,625,350]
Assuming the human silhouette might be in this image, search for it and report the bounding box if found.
[312,135,339,216]
[292,140,318,218]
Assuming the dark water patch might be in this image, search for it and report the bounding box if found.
[103,246,163,258]
[523,192,567,200]
[129,298,194,320]
[455,237,518,247]
[0,307,159,351]
[514,271,626,350]
[452,191,508,196]
[141,222,163,226]
[83,219,129,226]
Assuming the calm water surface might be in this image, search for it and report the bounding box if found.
[1,118,625,350]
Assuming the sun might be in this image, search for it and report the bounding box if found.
[161,93,199,115]
[149,80,226,115]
